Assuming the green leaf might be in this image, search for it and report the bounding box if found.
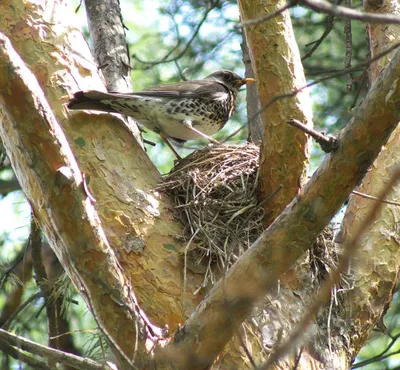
[163,244,177,252]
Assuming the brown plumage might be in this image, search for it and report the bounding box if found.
[68,70,255,157]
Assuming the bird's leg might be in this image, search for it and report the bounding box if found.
[183,119,220,144]
[159,132,182,159]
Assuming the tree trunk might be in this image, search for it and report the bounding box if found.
[0,1,203,367]
[337,0,400,361]
[2,1,400,369]
[238,0,313,225]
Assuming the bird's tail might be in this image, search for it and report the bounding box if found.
[68,91,120,112]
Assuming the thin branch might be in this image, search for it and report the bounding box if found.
[302,0,343,61]
[261,166,400,368]
[132,4,214,67]
[0,240,29,291]
[352,332,400,368]
[30,215,60,353]
[352,190,400,206]
[350,74,366,110]
[1,292,42,330]
[0,328,109,370]
[287,119,338,152]
[0,339,51,370]
[0,30,161,368]
[301,0,400,24]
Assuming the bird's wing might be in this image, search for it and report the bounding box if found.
[127,80,229,100]
[68,80,229,111]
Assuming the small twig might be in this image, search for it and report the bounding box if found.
[350,74,366,110]
[302,0,342,61]
[235,325,257,369]
[293,347,304,370]
[143,138,156,147]
[0,339,51,370]
[74,0,83,13]
[352,332,400,368]
[0,328,109,370]
[352,190,400,206]
[287,119,339,152]
[301,0,400,24]
[132,5,213,66]
[30,215,60,352]
[2,292,42,330]
[0,239,29,291]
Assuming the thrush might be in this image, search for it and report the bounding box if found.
[68,70,255,158]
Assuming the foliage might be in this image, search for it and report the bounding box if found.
[0,0,398,368]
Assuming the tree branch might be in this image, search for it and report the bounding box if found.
[0,30,159,368]
[262,166,400,367]
[30,216,61,354]
[84,0,131,92]
[0,328,108,370]
[0,2,204,367]
[84,0,142,145]
[155,42,400,370]
[239,0,313,226]
[302,0,342,61]
[301,0,400,23]
[0,339,51,370]
[287,118,338,152]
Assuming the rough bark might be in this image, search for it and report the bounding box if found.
[238,0,313,225]
[84,0,142,144]
[84,0,132,92]
[155,46,400,369]
[0,30,151,368]
[239,4,325,369]
[242,33,263,144]
[337,0,400,362]
[0,1,204,366]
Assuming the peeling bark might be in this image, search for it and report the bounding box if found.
[238,0,313,225]
[337,0,400,361]
[0,1,204,366]
[155,46,400,369]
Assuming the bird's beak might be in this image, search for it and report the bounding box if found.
[243,77,256,85]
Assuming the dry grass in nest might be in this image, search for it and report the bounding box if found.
[158,143,343,291]
[158,143,263,286]
[159,144,349,358]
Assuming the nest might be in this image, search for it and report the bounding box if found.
[158,143,264,285]
[159,145,349,361]
[158,143,342,290]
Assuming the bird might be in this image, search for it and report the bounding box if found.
[68,70,255,158]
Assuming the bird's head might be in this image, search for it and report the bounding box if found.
[205,70,255,92]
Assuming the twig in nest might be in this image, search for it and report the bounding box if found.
[159,144,263,286]
[352,190,400,206]
[287,119,339,153]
